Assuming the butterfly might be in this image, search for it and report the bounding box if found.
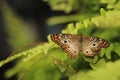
[50,34,110,59]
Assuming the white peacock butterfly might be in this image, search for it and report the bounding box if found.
[50,34,110,59]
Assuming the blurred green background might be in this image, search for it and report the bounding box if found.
[0,0,120,80]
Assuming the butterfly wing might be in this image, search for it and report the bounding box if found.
[80,36,110,57]
[51,34,110,58]
[51,34,81,59]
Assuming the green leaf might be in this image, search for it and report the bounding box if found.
[82,55,98,64]
[62,23,75,34]
[113,43,120,56]
[105,43,114,59]
[90,59,106,69]
[100,48,106,57]
[65,65,76,77]
[52,57,66,73]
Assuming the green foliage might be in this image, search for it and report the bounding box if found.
[0,0,120,80]
[45,0,80,13]
[70,60,120,80]
[2,2,37,49]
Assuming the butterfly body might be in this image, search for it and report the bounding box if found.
[50,34,110,59]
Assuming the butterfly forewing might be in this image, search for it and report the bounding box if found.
[51,34,81,59]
